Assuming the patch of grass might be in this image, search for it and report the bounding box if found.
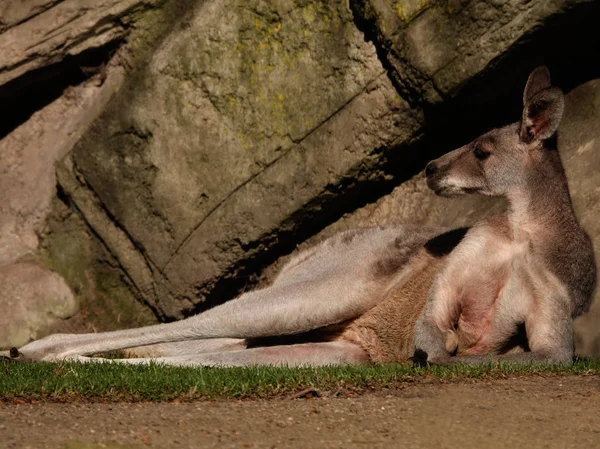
[1,358,598,402]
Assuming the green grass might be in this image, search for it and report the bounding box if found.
[1,358,599,402]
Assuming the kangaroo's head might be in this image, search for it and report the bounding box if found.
[425,67,565,197]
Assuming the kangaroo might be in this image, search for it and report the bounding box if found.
[3,67,595,367]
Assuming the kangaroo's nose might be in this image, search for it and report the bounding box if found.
[425,161,439,177]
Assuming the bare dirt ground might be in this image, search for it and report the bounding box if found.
[1,376,599,449]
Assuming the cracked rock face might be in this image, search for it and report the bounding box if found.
[0,0,174,348]
[0,0,161,86]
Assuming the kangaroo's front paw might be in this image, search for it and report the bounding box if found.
[409,349,454,367]
[409,349,429,368]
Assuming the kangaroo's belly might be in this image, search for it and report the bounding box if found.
[454,267,511,353]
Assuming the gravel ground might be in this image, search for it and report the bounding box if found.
[1,376,599,449]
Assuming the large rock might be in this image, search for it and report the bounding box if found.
[0,42,129,348]
[60,0,421,318]
[0,67,126,266]
[263,78,600,356]
[562,80,600,356]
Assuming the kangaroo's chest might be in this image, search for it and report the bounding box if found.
[437,229,544,351]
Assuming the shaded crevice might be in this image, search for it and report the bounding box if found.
[181,137,427,317]
[351,0,600,154]
[56,178,165,321]
[54,182,166,324]
[348,0,435,108]
[0,38,123,139]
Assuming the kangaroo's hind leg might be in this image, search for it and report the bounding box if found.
[120,338,247,358]
[15,271,383,362]
[72,340,370,367]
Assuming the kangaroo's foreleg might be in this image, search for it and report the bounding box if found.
[63,341,370,367]
[414,296,574,366]
[16,275,379,361]
[448,304,574,366]
[412,280,464,363]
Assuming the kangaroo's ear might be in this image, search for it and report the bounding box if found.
[523,66,551,104]
[520,69,564,144]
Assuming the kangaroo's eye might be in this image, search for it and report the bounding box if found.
[473,145,490,161]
